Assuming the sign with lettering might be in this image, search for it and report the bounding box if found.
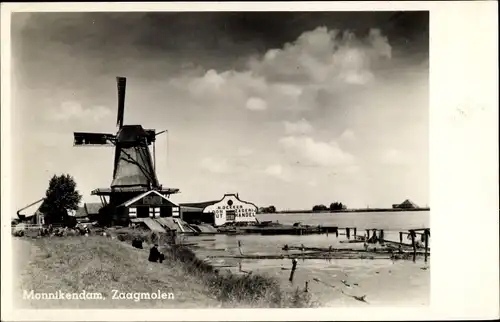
[204,194,258,226]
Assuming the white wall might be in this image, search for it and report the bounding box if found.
[203,195,257,226]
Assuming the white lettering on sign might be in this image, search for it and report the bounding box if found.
[203,196,257,226]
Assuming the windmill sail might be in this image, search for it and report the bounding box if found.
[73,76,176,203]
[116,77,127,128]
[74,132,116,146]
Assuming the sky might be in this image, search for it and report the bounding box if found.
[11,11,429,211]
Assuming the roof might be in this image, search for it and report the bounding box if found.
[180,205,209,213]
[156,217,196,233]
[91,186,180,196]
[180,193,258,211]
[179,200,219,209]
[74,207,88,218]
[400,199,418,207]
[116,125,150,143]
[84,203,102,215]
[118,190,178,208]
[17,198,45,219]
[131,218,166,233]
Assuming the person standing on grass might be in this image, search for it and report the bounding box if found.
[149,244,164,263]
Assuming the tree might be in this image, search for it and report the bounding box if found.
[312,204,328,212]
[39,174,82,226]
[330,202,346,211]
[260,205,276,213]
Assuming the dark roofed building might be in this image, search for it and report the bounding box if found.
[75,206,91,223]
[392,199,419,209]
[84,203,103,218]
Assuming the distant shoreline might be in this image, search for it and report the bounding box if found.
[269,208,430,214]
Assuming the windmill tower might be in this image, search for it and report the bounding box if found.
[74,77,180,225]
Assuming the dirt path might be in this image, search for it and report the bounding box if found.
[13,237,37,271]
[12,237,44,308]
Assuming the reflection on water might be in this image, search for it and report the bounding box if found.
[184,211,430,306]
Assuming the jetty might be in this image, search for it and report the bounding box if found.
[197,227,431,263]
[216,223,338,235]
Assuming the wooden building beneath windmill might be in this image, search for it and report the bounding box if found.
[88,126,181,225]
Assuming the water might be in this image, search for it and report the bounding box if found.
[184,211,430,306]
[258,210,429,230]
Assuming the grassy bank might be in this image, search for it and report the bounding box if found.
[162,244,313,308]
[13,235,313,309]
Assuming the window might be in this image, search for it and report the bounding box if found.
[226,210,236,221]
[149,207,160,218]
[129,207,137,217]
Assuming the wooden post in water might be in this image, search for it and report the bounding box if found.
[304,281,309,292]
[237,240,243,255]
[409,230,416,262]
[335,228,338,238]
[424,229,429,262]
[366,229,370,240]
[353,227,357,238]
[399,231,403,244]
[289,258,298,282]
[346,227,350,239]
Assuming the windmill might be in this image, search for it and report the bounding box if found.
[73,77,179,225]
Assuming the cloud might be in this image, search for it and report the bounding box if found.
[307,180,318,187]
[283,118,314,135]
[279,136,355,167]
[187,69,227,97]
[265,164,283,176]
[264,164,291,181]
[237,147,254,157]
[339,129,356,142]
[200,157,231,174]
[251,27,391,86]
[48,101,112,122]
[246,97,267,111]
[168,27,393,113]
[380,148,406,165]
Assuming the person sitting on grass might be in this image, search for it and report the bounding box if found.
[148,244,164,263]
